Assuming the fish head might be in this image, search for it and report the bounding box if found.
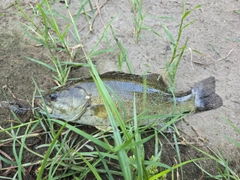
[36,86,91,122]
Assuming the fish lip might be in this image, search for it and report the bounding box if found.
[34,96,51,112]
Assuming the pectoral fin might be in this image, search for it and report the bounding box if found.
[88,105,112,131]
[90,104,108,119]
[76,104,111,130]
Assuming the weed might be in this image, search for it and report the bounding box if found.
[16,0,92,86]
[131,0,146,43]
[110,25,134,73]
[160,2,202,90]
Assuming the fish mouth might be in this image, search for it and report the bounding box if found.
[34,96,53,114]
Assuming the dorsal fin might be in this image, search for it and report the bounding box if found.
[43,71,169,95]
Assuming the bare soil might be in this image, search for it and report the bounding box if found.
[0,0,240,179]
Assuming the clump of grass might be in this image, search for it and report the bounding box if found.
[131,0,146,43]
[16,0,92,86]
[0,119,46,179]
[17,0,71,85]
[160,2,202,90]
[130,0,163,44]
[130,1,202,90]
[192,147,240,179]
[185,117,240,180]
[110,25,134,73]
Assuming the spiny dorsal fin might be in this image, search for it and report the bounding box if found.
[48,71,169,94]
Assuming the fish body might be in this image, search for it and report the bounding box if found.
[36,72,223,129]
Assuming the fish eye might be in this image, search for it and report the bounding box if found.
[50,94,57,101]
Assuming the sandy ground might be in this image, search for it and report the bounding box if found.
[1,0,240,178]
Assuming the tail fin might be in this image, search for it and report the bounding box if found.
[192,77,223,111]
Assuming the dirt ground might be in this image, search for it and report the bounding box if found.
[0,0,240,179]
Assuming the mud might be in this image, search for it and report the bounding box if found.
[0,0,240,179]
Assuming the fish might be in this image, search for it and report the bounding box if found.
[34,72,222,130]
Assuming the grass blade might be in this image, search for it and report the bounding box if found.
[37,122,66,180]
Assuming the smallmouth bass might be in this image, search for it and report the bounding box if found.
[35,72,223,130]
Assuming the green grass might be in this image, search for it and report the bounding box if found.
[159,2,202,90]
[233,10,240,14]
[131,0,146,43]
[0,0,239,179]
[110,25,134,73]
[16,0,92,86]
